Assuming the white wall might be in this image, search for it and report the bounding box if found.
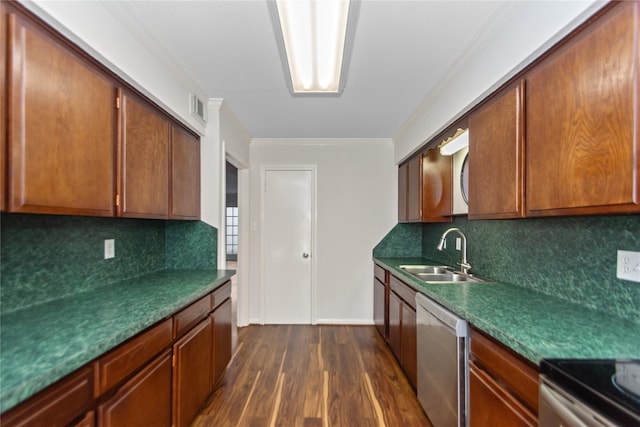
[249,140,396,324]
[393,0,605,163]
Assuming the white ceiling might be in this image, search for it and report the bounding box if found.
[106,1,512,139]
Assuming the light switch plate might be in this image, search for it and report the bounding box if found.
[456,237,462,251]
[617,250,640,283]
[104,239,115,259]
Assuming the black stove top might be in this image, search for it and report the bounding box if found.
[540,359,640,426]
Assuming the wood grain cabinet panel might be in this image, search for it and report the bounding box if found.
[397,163,408,222]
[6,9,115,216]
[211,296,232,387]
[526,1,640,216]
[173,294,211,340]
[373,277,386,339]
[469,327,538,426]
[173,317,213,427]
[98,351,172,427]
[94,319,173,396]
[388,290,402,360]
[421,147,452,222]
[400,303,417,390]
[468,81,524,219]
[170,125,200,220]
[1,2,7,212]
[119,91,170,219]
[1,366,94,427]
[406,155,422,222]
[469,362,536,427]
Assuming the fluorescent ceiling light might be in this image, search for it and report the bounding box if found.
[275,0,351,93]
[440,129,469,156]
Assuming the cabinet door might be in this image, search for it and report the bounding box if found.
[400,304,417,390]
[468,81,524,219]
[398,163,408,222]
[211,297,232,387]
[170,125,200,220]
[1,2,7,212]
[388,291,402,360]
[1,367,94,427]
[98,351,172,427]
[7,10,115,216]
[526,2,640,216]
[119,91,169,219]
[373,278,386,339]
[469,362,536,427]
[173,317,213,427]
[421,147,452,222]
[406,155,422,222]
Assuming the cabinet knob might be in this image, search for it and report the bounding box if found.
[303,253,310,259]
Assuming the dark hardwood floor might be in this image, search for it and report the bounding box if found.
[193,325,432,427]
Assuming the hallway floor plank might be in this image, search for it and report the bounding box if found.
[192,325,432,427]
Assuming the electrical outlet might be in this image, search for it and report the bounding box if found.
[617,250,640,283]
[456,237,462,251]
[104,239,115,259]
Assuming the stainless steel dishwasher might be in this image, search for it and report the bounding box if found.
[416,293,468,427]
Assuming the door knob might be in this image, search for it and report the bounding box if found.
[303,253,309,259]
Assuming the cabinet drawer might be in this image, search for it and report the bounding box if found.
[94,319,172,396]
[374,264,387,283]
[2,366,93,427]
[174,294,212,339]
[470,327,538,412]
[469,362,536,427]
[97,351,172,427]
[211,281,231,310]
[390,275,417,310]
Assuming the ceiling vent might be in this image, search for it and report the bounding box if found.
[190,93,207,124]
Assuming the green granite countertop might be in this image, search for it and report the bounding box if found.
[0,269,235,413]
[375,257,640,364]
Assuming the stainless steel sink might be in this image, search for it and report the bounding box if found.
[399,265,452,275]
[399,265,485,283]
[414,273,481,283]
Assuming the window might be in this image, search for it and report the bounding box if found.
[226,207,238,256]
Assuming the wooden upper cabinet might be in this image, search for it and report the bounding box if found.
[421,147,452,222]
[397,163,408,222]
[468,81,524,219]
[398,155,421,223]
[118,91,170,219]
[170,125,201,220]
[1,3,7,212]
[6,9,116,216]
[526,1,640,216]
[406,154,422,222]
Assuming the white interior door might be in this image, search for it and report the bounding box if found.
[263,168,314,324]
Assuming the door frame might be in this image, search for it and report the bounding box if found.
[260,165,318,324]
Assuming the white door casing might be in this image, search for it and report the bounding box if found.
[261,166,316,324]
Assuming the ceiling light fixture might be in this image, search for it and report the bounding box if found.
[274,0,354,94]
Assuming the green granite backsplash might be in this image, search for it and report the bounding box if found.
[420,215,640,322]
[0,214,217,314]
[373,223,423,257]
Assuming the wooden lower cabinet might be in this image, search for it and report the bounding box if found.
[173,317,213,427]
[469,362,536,427]
[1,367,94,427]
[388,275,417,389]
[400,303,417,390]
[373,277,386,338]
[212,297,233,386]
[1,283,234,427]
[388,290,402,360]
[469,326,538,426]
[98,351,172,427]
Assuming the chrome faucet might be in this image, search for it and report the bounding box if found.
[436,228,472,274]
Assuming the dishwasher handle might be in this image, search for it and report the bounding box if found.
[416,293,468,337]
